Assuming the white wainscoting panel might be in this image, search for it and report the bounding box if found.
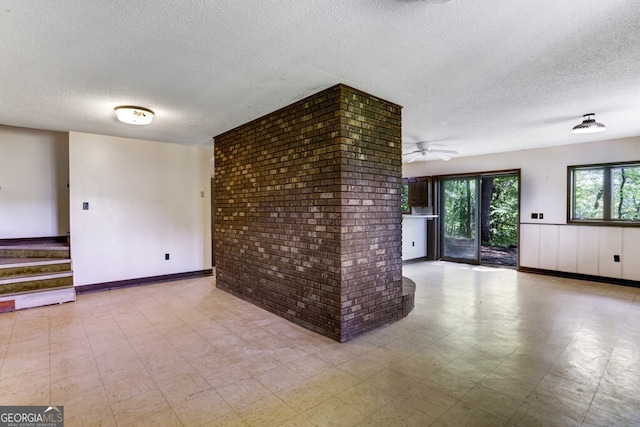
[538,225,559,271]
[622,228,640,281]
[598,227,622,279]
[519,224,540,268]
[576,227,600,277]
[557,226,578,273]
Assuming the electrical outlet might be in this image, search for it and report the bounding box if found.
[83,202,89,210]
[531,213,538,219]
[200,191,205,198]
[614,254,620,262]
[165,253,170,260]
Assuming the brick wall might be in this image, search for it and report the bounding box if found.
[214,84,404,342]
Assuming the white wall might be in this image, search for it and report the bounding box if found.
[0,125,69,238]
[404,137,640,281]
[69,132,212,286]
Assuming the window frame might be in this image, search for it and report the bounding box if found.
[568,160,640,226]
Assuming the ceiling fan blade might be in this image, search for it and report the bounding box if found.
[434,153,452,161]
[429,149,458,155]
[406,153,422,163]
[403,139,458,161]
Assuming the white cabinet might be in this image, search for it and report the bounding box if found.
[402,216,428,260]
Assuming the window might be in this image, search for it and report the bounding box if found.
[401,179,410,213]
[569,162,640,224]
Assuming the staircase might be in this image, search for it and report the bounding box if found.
[0,239,76,312]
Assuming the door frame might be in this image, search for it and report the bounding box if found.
[435,169,521,267]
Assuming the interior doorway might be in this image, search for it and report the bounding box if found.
[440,172,519,267]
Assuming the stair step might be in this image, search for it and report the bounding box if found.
[0,245,70,259]
[0,286,76,312]
[0,239,74,309]
[0,244,68,249]
[0,259,71,278]
[0,257,68,265]
[0,272,73,295]
[0,271,73,285]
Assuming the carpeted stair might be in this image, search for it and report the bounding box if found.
[0,240,75,312]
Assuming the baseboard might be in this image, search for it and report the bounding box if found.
[402,257,429,263]
[518,266,640,289]
[75,269,213,295]
[0,236,68,245]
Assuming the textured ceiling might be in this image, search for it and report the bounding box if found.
[1,0,639,161]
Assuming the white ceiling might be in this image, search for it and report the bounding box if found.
[1,0,639,161]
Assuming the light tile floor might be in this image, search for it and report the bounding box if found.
[1,261,640,426]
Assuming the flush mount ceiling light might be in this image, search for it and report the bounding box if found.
[114,106,154,125]
[571,113,606,134]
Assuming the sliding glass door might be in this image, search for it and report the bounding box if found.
[441,177,479,263]
[480,175,519,266]
[440,173,519,267]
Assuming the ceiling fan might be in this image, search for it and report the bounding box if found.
[402,141,459,162]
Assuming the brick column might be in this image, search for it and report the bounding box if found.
[214,84,404,342]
